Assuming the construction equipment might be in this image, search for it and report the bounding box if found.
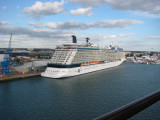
[1,33,12,76]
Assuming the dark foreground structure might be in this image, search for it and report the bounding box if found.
[94,89,160,120]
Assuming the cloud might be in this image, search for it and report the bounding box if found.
[95,33,135,40]
[118,33,135,37]
[0,25,72,38]
[58,21,88,30]
[70,0,160,16]
[28,22,56,29]
[2,6,7,10]
[0,21,11,25]
[105,0,160,15]
[0,24,137,48]
[132,11,160,18]
[70,7,93,16]
[23,1,65,19]
[57,19,143,30]
[27,19,142,30]
[0,25,75,48]
[0,25,73,48]
[69,0,104,7]
[45,22,57,29]
[148,36,160,39]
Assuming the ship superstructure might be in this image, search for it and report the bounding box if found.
[41,36,125,78]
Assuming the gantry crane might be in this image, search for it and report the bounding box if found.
[1,33,12,76]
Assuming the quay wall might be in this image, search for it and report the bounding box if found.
[0,72,41,82]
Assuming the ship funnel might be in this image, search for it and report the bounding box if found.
[72,35,77,43]
[86,37,90,44]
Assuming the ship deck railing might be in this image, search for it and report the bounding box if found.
[94,89,160,120]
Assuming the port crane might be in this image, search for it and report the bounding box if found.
[1,33,12,76]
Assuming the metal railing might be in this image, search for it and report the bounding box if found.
[94,90,160,120]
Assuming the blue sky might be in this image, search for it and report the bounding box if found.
[0,0,160,51]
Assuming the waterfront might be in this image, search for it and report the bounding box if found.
[0,62,160,120]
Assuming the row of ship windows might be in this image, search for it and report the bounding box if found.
[76,53,119,55]
[54,51,72,53]
[52,57,121,62]
[53,57,70,59]
[56,49,76,51]
[53,52,122,57]
[53,54,72,58]
[47,70,66,72]
[51,55,123,63]
[47,69,80,73]
[52,60,69,63]
[53,55,121,60]
[52,57,70,60]
[55,50,73,52]
[53,54,71,57]
[54,53,71,55]
[77,51,118,53]
[55,51,71,52]
[72,58,119,62]
[52,62,65,64]
[73,55,120,59]
[77,50,115,53]
[47,70,78,72]
[52,61,68,64]
[52,61,69,63]
[52,55,71,59]
[52,58,70,61]
[74,55,118,58]
[74,55,117,58]
[53,55,68,58]
[72,59,120,64]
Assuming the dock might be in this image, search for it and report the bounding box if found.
[0,72,41,82]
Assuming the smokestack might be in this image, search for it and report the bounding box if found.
[86,37,90,44]
[72,35,77,43]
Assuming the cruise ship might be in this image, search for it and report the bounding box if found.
[41,36,125,78]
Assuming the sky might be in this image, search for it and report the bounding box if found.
[0,0,160,51]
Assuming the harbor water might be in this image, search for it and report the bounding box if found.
[0,62,160,120]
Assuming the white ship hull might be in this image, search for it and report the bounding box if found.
[41,59,124,78]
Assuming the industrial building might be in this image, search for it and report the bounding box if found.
[15,60,49,74]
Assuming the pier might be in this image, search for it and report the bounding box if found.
[0,72,41,82]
